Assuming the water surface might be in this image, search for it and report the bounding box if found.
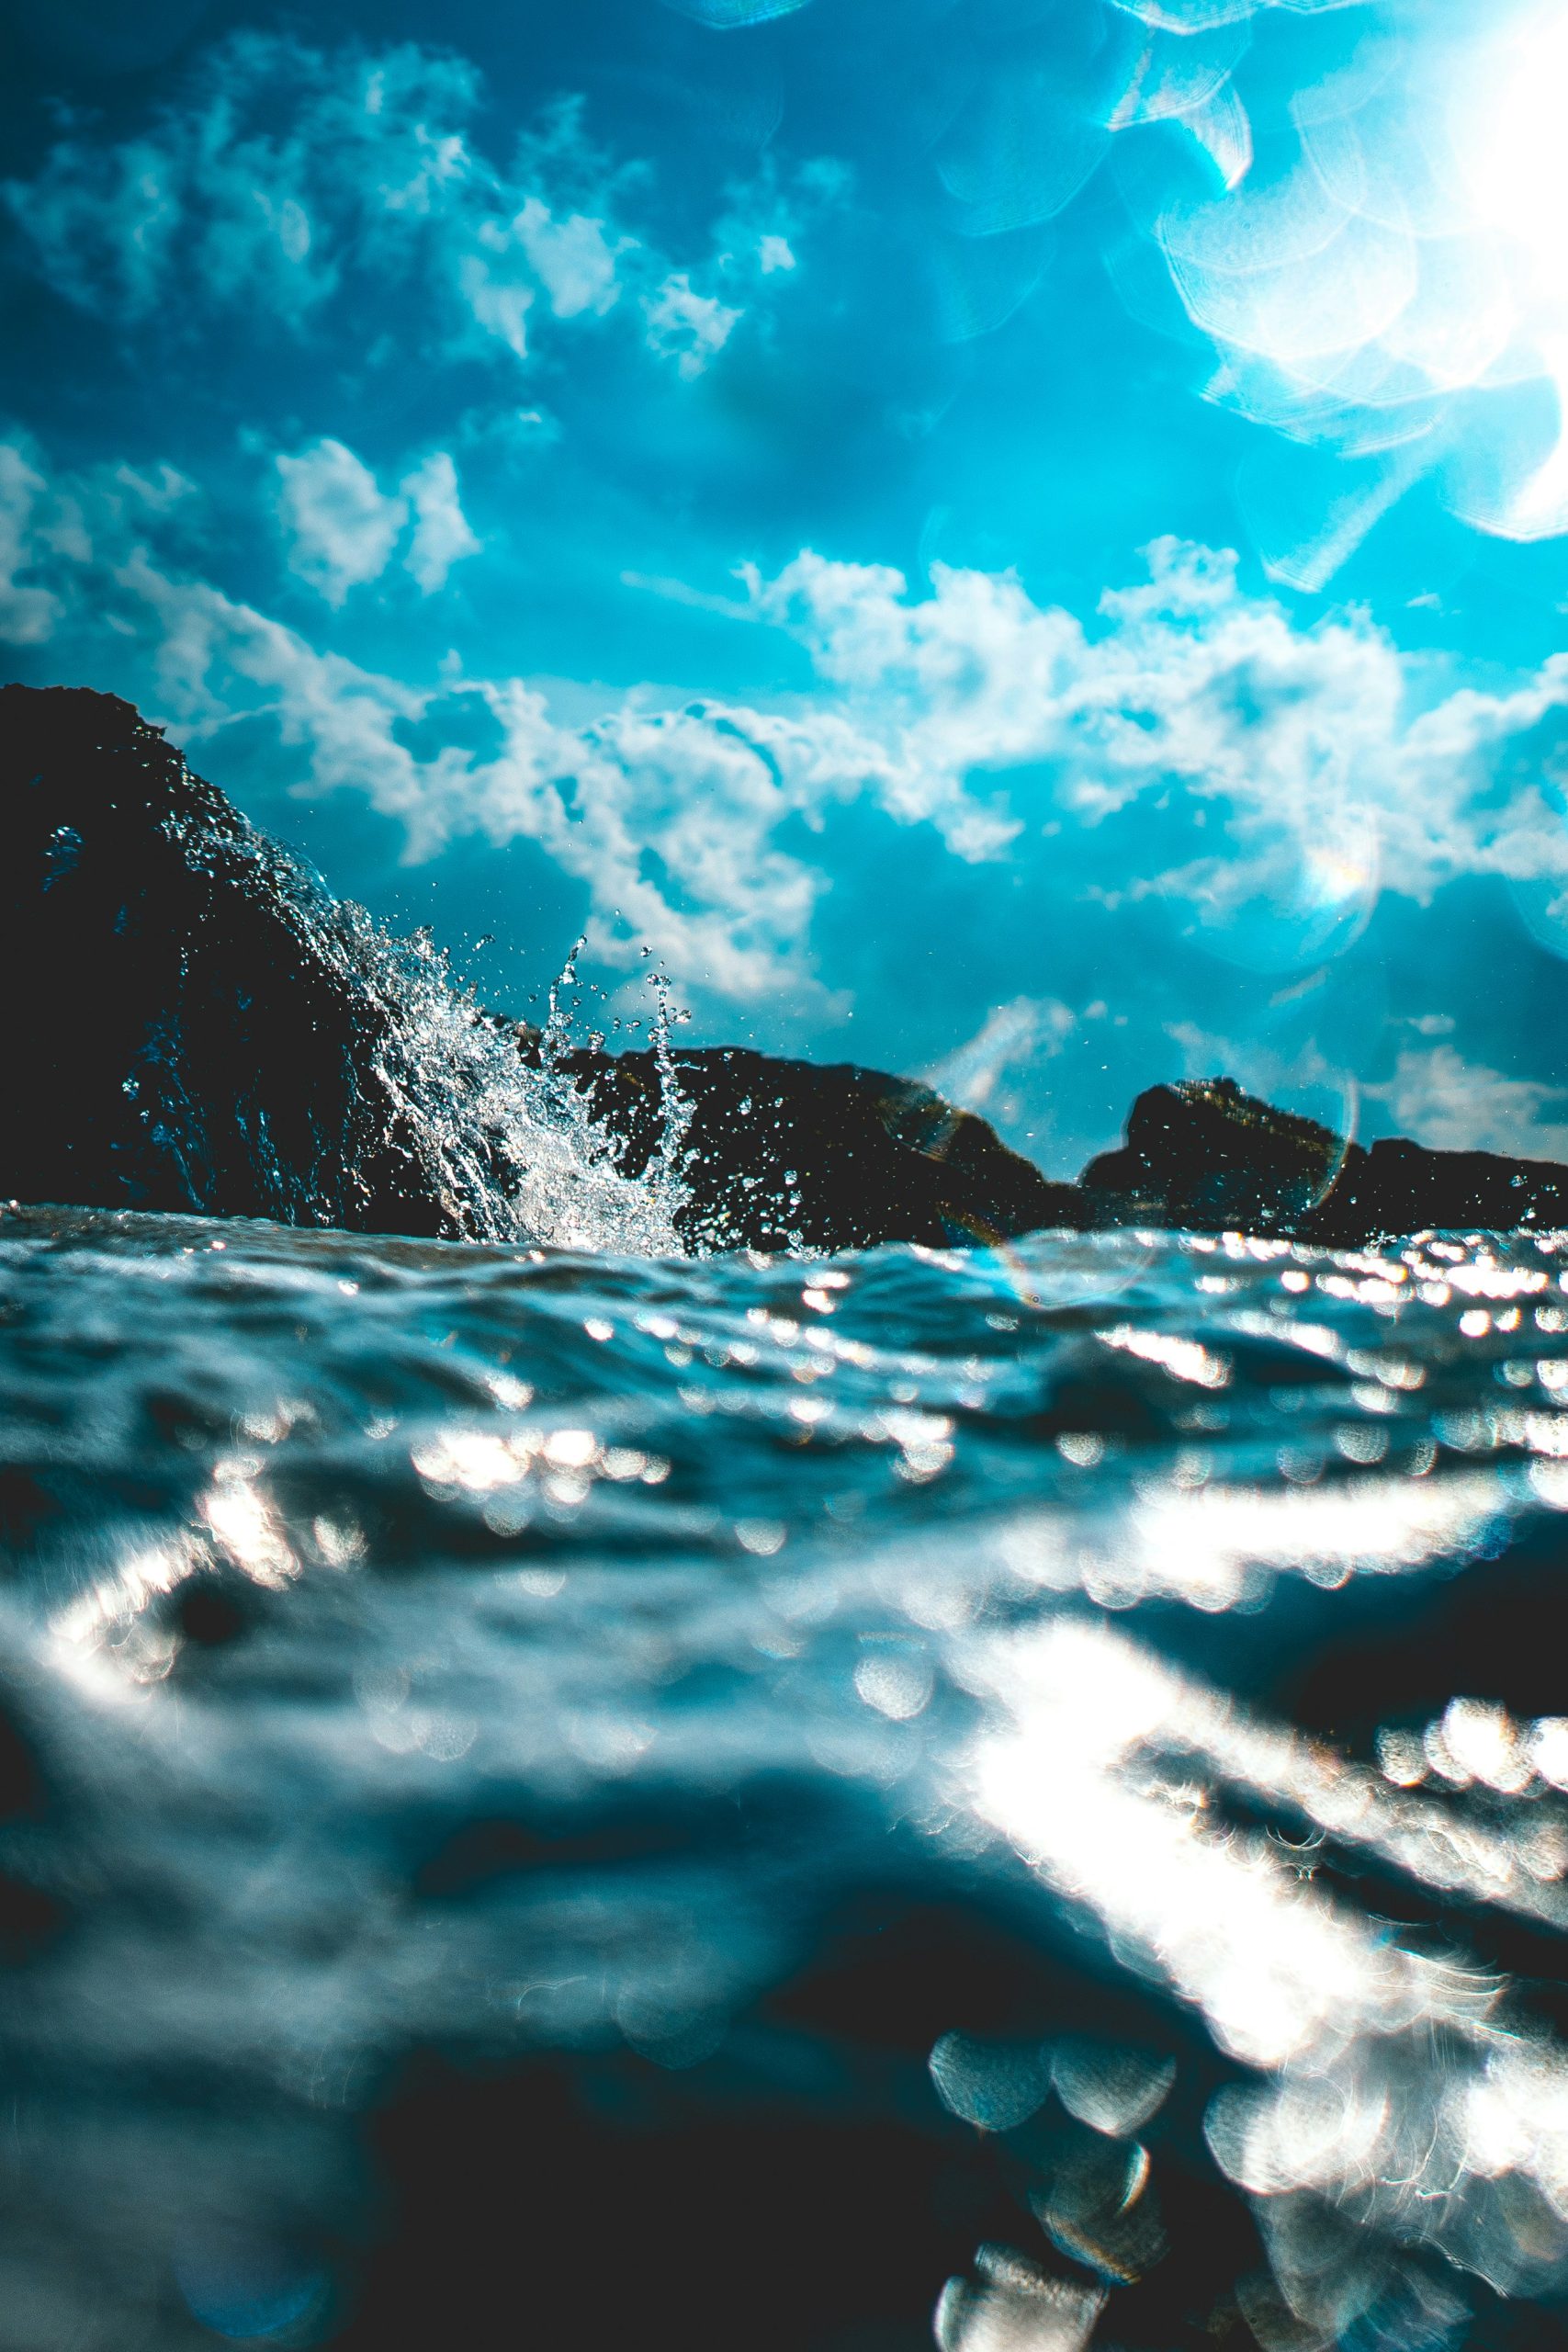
[3,1208,1567,2348]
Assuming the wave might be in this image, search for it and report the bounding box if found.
[3,1208,1567,2346]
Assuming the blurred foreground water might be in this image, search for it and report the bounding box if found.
[5,1208,1568,2348]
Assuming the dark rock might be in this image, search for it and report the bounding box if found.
[533,1038,1084,1252]
[0,683,457,1234]
[0,684,1072,1252]
[1082,1075,1568,1245]
[1304,1134,1568,1246]
[1081,1078,1347,1235]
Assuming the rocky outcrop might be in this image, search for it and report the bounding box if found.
[1081,1079,1347,1236]
[1081,1076,1568,1244]
[0,684,1065,1250]
[6,684,1565,1252]
[0,684,464,1234]
[531,1039,1083,1252]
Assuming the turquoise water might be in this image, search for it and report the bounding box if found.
[3,1206,1568,2347]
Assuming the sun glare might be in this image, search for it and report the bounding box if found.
[1457,10,1568,289]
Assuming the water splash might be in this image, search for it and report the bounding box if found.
[330,910,691,1254]
[152,762,691,1256]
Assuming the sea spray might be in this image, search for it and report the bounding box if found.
[2,681,692,1252]
[317,905,691,1255]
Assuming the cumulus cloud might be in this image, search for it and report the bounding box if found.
[9,419,1568,1012]
[640,275,741,379]
[273,438,478,603]
[400,453,480,593]
[501,196,625,322]
[1,37,799,385]
[275,440,407,606]
[1369,1044,1568,1163]
[745,538,1568,922]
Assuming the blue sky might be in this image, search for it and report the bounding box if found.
[6,0,1568,1175]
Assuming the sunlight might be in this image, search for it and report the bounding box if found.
[1457,10,1568,289]
[964,1618,1568,2301]
[1443,6,1568,538]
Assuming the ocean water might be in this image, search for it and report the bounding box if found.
[4,1204,1568,2349]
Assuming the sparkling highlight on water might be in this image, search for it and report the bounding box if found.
[7,1208,1568,2339]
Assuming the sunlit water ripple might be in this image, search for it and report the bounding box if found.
[4,1207,1568,2348]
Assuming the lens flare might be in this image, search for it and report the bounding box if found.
[1455,10,1568,288]
[1123,3,1568,555]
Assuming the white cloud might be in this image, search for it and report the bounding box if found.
[1369,1044,1568,1162]
[640,274,741,379]
[745,537,1568,910]
[272,439,479,603]
[275,439,407,605]
[1,38,795,388]
[3,38,483,330]
[400,452,480,593]
[506,196,624,320]
[11,418,1568,1014]
[454,187,627,361]
[456,252,536,362]
[923,998,1077,1114]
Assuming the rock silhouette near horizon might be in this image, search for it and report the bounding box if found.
[0,683,1067,1250]
[524,1035,1082,1250]
[1078,1074,1568,1243]
[5,683,1564,1251]
[1,683,461,1235]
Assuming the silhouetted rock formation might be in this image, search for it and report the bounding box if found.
[0,684,458,1234]
[7,684,1568,1251]
[1309,1136,1568,1244]
[531,1040,1082,1252]
[1081,1079,1347,1235]
[1081,1076,1568,1244]
[0,684,1063,1250]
